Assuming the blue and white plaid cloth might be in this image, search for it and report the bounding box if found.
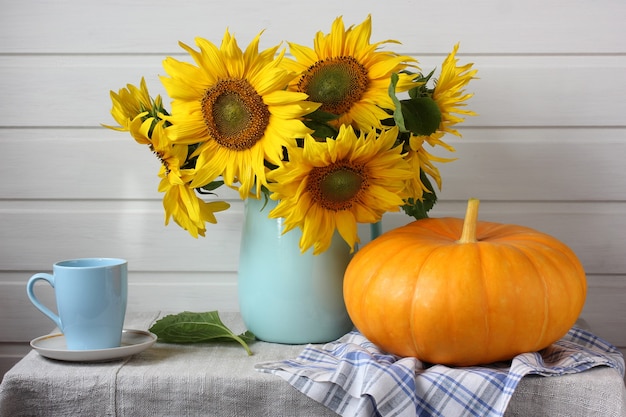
[256,327,625,417]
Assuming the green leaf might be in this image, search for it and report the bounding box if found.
[149,311,256,355]
[302,109,341,140]
[400,97,441,136]
[198,180,224,194]
[306,108,341,123]
[303,119,339,140]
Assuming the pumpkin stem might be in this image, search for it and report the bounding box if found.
[458,198,480,244]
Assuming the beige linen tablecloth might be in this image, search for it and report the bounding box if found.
[1,312,625,417]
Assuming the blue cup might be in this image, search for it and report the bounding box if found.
[27,258,128,350]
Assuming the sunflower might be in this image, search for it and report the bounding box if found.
[105,91,230,239]
[425,43,477,145]
[267,125,413,254]
[404,44,477,202]
[149,120,187,186]
[283,15,417,133]
[153,119,230,238]
[158,170,230,238]
[103,78,166,146]
[160,30,319,199]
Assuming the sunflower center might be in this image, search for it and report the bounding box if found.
[201,79,270,150]
[298,56,369,115]
[308,163,368,211]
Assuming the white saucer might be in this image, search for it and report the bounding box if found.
[30,329,157,362]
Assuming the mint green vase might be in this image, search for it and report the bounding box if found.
[238,197,354,344]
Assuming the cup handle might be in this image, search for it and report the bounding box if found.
[26,273,62,330]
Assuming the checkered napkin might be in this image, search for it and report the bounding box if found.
[255,327,625,417]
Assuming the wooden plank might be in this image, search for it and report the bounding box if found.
[2,128,626,201]
[0,131,165,200]
[1,55,625,127]
[1,0,625,54]
[437,135,626,201]
[0,200,243,272]
[1,200,626,274]
[378,201,626,276]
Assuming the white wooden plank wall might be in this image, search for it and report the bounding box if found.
[1,0,625,380]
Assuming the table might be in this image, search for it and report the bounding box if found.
[1,312,625,417]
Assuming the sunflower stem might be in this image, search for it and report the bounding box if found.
[370,221,383,240]
[458,198,480,244]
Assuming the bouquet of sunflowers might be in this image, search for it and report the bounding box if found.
[104,15,476,254]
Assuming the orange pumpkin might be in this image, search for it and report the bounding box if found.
[343,199,587,366]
